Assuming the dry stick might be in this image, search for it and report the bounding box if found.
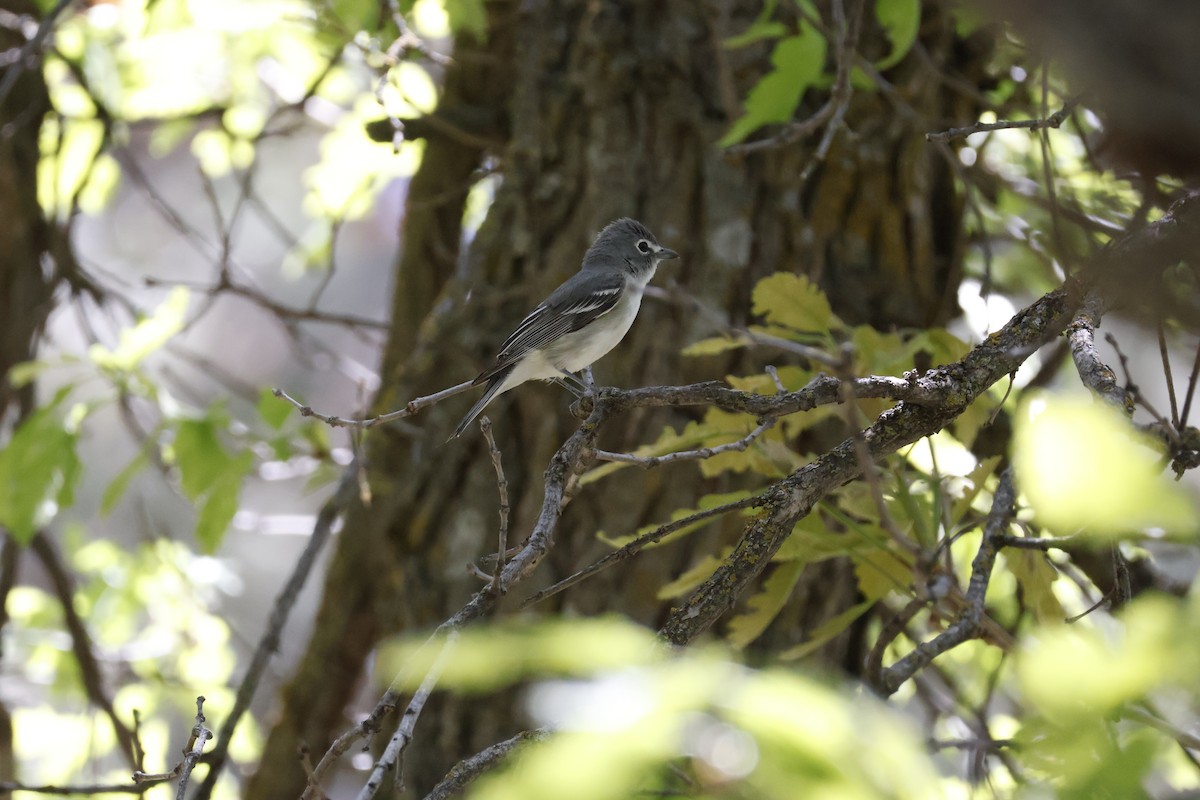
[479,415,510,595]
[1158,323,1180,428]
[273,380,473,429]
[321,414,602,800]
[175,697,211,800]
[993,533,1082,551]
[925,99,1078,143]
[193,465,361,800]
[1102,331,1184,449]
[1180,344,1200,429]
[1066,293,1131,410]
[605,368,786,468]
[863,597,924,690]
[354,631,461,800]
[876,468,1017,696]
[1037,69,1068,274]
[593,419,773,468]
[520,493,766,610]
[421,729,551,800]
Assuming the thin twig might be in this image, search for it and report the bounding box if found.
[925,99,1078,143]
[479,416,510,595]
[1159,324,1180,428]
[520,493,765,609]
[876,469,1017,696]
[1181,342,1200,429]
[356,631,460,800]
[421,729,550,800]
[175,696,211,800]
[273,380,473,429]
[593,419,774,468]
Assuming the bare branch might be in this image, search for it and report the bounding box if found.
[480,416,510,594]
[356,631,460,800]
[520,493,766,610]
[422,729,550,800]
[594,419,774,469]
[174,697,211,800]
[1066,292,1131,410]
[875,468,1017,696]
[272,380,474,430]
[926,99,1078,143]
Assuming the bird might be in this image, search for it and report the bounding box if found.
[452,218,678,438]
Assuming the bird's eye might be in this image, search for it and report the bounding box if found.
[636,239,652,254]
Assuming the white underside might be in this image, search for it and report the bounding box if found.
[494,274,649,398]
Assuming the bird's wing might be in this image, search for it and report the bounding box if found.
[473,270,626,384]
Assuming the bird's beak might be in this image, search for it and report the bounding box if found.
[656,246,679,260]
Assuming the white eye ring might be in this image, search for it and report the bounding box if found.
[636,239,652,254]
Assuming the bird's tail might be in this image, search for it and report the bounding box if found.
[451,371,510,439]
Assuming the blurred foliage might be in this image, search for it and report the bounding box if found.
[1,0,1198,797]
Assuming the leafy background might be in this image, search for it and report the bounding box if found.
[1,0,1199,798]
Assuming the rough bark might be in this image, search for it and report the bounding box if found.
[0,1,54,794]
[250,1,995,796]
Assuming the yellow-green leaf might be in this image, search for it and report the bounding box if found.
[780,599,875,660]
[1003,548,1064,624]
[90,287,190,372]
[658,549,732,600]
[1014,393,1198,537]
[751,272,841,333]
[681,335,746,357]
[719,27,827,147]
[726,559,807,649]
[600,491,755,549]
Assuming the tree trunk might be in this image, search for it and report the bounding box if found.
[0,1,55,794]
[250,1,993,796]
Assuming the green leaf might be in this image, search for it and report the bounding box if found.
[0,387,83,544]
[599,491,755,549]
[194,451,253,553]
[853,546,913,601]
[873,0,921,70]
[719,26,827,147]
[444,0,487,40]
[725,0,786,48]
[90,287,190,372]
[174,417,233,501]
[101,452,150,515]
[581,419,743,486]
[377,617,664,694]
[257,387,292,430]
[7,360,49,389]
[751,272,842,333]
[726,559,806,648]
[681,335,747,357]
[1014,393,1198,537]
[1003,548,1064,623]
[657,549,732,600]
[779,599,875,660]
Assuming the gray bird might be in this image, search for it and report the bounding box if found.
[452,218,678,438]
